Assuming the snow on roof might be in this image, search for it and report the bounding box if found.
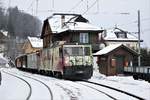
[28,37,43,48]
[104,28,138,41]
[93,44,123,56]
[66,22,101,31]
[0,30,8,37]
[48,14,103,33]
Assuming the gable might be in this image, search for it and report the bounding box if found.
[74,15,89,22]
[22,40,31,50]
[41,19,52,39]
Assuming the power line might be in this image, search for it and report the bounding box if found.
[96,0,99,13]
[141,28,150,32]
[52,0,54,9]
[68,0,84,12]
[82,0,98,15]
[26,0,36,12]
[117,17,150,27]
[35,0,38,16]
[24,0,32,8]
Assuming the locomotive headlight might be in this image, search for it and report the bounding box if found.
[85,56,92,65]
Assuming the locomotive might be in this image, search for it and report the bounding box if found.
[15,41,93,80]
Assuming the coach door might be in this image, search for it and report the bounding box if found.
[116,56,124,74]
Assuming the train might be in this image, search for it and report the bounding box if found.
[15,41,93,80]
[124,67,150,82]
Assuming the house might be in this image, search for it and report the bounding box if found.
[100,27,142,50]
[41,13,104,52]
[0,30,8,52]
[15,37,26,57]
[93,44,138,76]
[22,37,43,54]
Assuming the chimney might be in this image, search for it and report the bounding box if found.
[61,15,65,28]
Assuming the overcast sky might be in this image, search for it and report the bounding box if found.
[2,0,150,48]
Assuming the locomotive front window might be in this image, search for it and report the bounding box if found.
[84,47,90,55]
[63,46,90,56]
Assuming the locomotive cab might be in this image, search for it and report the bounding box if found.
[62,44,93,80]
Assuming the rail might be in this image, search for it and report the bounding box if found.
[82,80,145,100]
[2,70,32,100]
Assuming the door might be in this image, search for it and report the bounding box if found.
[116,56,124,74]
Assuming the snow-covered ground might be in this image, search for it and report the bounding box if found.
[91,71,150,100]
[0,54,150,100]
[1,68,150,100]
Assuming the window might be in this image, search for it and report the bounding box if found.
[80,33,89,43]
[111,58,116,67]
[115,32,127,38]
[63,47,91,56]
[84,47,90,55]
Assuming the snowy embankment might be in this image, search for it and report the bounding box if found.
[92,57,150,99]
[90,70,150,100]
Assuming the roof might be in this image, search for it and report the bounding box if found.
[104,28,140,42]
[93,44,138,56]
[56,22,103,33]
[28,37,43,48]
[0,30,8,37]
[47,13,103,33]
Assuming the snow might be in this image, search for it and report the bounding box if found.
[28,36,43,48]
[93,44,122,56]
[0,30,8,37]
[0,56,150,100]
[0,71,30,100]
[93,43,138,56]
[0,53,8,63]
[48,15,103,33]
[64,22,102,31]
[104,28,138,41]
[90,71,150,100]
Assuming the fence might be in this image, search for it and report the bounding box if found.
[124,66,150,74]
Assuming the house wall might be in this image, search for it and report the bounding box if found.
[107,48,133,76]
[97,56,108,75]
[97,48,134,76]
[55,31,101,52]
[43,24,52,48]
[23,42,41,54]
[0,44,5,52]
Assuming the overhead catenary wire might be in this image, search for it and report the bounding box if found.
[68,0,84,12]
[26,0,36,12]
[82,0,98,15]
[108,17,150,30]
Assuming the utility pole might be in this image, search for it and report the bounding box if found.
[36,0,39,17]
[8,0,11,8]
[138,10,141,69]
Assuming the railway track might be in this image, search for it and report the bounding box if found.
[77,82,117,100]
[3,68,146,100]
[8,71,53,100]
[2,71,32,100]
[24,73,113,100]
[20,74,54,100]
[79,80,145,100]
